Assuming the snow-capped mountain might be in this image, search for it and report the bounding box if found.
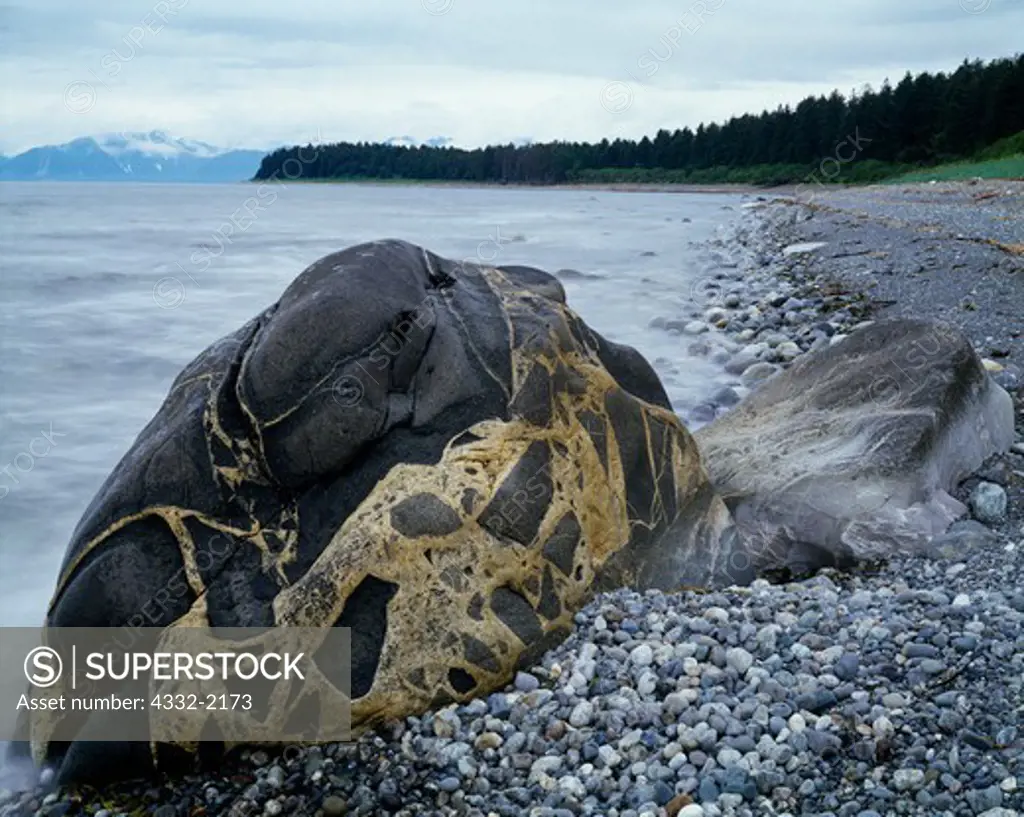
[0,131,266,182]
[383,135,454,148]
[96,131,225,160]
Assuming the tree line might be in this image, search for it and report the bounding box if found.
[253,55,1024,186]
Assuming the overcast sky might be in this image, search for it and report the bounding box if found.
[1,0,1020,154]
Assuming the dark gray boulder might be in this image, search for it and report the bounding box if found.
[24,239,736,783]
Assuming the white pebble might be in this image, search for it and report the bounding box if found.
[637,670,658,696]
[873,716,895,738]
[558,775,586,798]
[569,700,594,727]
[704,606,730,624]
[598,745,622,767]
[531,756,563,777]
[534,771,556,791]
[892,768,925,792]
[717,747,742,766]
[777,340,801,361]
[725,647,754,675]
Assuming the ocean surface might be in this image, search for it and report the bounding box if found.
[0,181,747,628]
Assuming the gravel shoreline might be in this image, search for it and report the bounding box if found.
[3,183,1021,817]
[759,183,1023,541]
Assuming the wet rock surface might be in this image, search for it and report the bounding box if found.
[18,239,739,787]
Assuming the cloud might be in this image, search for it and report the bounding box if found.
[0,0,1020,153]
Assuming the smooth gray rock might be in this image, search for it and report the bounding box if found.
[740,362,779,388]
[695,319,1014,576]
[725,344,767,375]
[926,519,999,558]
[710,386,742,408]
[969,481,1008,524]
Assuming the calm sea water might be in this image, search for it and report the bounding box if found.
[0,181,746,628]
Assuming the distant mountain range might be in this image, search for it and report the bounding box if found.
[0,131,266,182]
[0,132,481,182]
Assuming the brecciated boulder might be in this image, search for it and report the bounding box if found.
[695,318,1015,576]
[31,239,740,783]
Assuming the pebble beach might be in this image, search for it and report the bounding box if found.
[3,181,1022,817]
